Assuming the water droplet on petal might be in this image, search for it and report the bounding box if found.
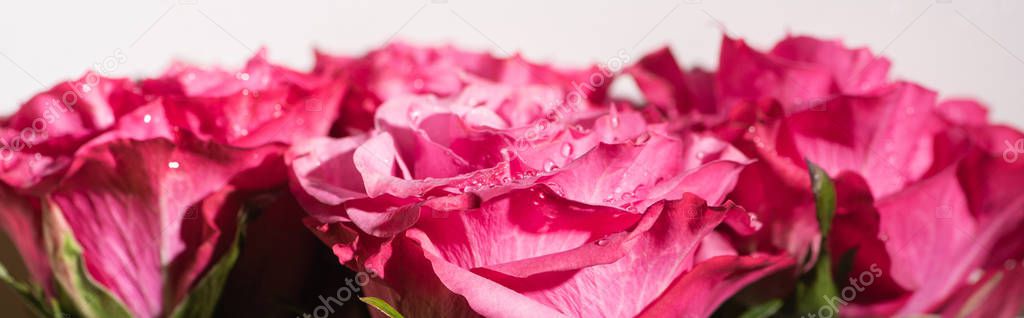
[573,124,589,134]
[609,105,620,128]
[237,72,250,81]
[633,132,651,145]
[595,237,610,246]
[143,114,152,123]
[316,223,330,233]
[168,161,181,169]
[966,269,984,284]
[545,183,565,196]
[561,143,573,157]
[544,161,558,172]
[620,191,635,201]
[233,125,249,136]
[696,151,706,160]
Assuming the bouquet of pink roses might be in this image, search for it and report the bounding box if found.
[1,36,1021,318]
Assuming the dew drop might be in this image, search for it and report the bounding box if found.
[545,183,565,196]
[233,125,249,136]
[620,191,635,201]
[966,269,984,284]
[168,161,181,169]
[237,72,250,81]
[633,132,651,145]
[623,203,638,213]
[544,161,558,172]
[609,105,620,128]
[696,151,706,160]
[603,193,615,203]
[81,84,92,93]
[595,237,610,246]
[561,143,573,157]
[143,114,152,123]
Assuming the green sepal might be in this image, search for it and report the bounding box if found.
[41,200,133,318]
[737,298,784,318]
[795,161,841,315]
[167,209,248,318]
[360,297,405,318]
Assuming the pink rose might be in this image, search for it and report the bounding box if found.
[628,35,1024,316]
[289,48,792,316]
[0,50,339,317]
[313,43,611,135]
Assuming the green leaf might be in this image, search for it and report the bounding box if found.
[43,202,133,318]
[738,298,783,318]
[0,260,56,317]
[168,209,249,318]
[360,297,405,318]
[794,160,841,315]
[806,161,837,237]
[54,233,133,318]
[795,250,839,315]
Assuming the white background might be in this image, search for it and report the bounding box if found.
[1,0,1022,126]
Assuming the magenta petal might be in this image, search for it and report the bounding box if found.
[770,35,891,94]
[874,168,976,314]
[405,229,571,318]
[785,83,943,197]
[48,133,278,317]
[0,186,52,292]
[637,254,794,318]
